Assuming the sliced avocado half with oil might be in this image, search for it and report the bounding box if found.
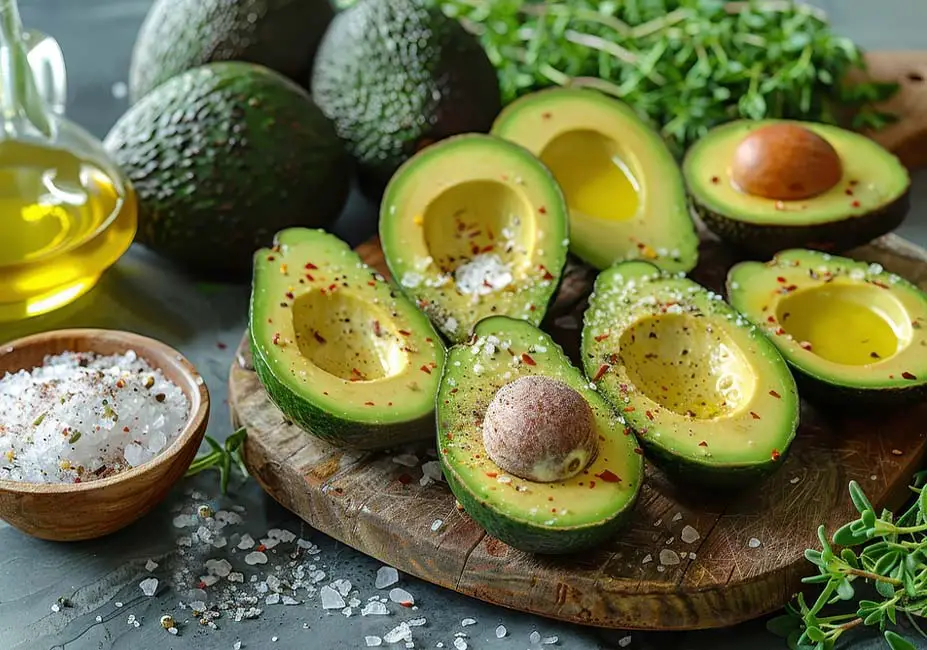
[582,261,799,485]
[728,249,927,407]
[380,133,569,343]
[683,119,910,257]
[491,87,699,273]
[249,228,446,449]
[437,316,643,554]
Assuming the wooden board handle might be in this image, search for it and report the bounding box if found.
[859,50,927,170]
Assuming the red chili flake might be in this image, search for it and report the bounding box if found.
[450,388,459,394]
[217,342,227,350]
[398,474,412,485]
[267,255,276,262]
[468,230,482,239]
[624,427,633,436]
[633,448,644,455]
[116,379,125,388]
[313,331,326,344]
[198,581,208,590]
[306,273,316,281]
[775,327,786,335]
[903,371,917,380]
[305,262,318,270]
[711,176,720,184]
[698,441,708,447]
[328,283,337,292]
[596,470,621,483]
[420,365,432,374]
[539,206,547,214]
[542,112,552,119]
[589,481,596,489]
[766,315,776,323]
[783,284,798,292]
[769,390,781,399]
[800,341,813,351]
[914,321,923,329]
[425,337,433,343]
[373,320,382,337]
[771,449,781,461]
[776,276,787,283]
[529,304,536,312]
[323,391,329,396]
[480,244,495,253]
[594,333,609,342]
[418,299,430,308]
[623,406,635,413]
[750,411,761,420]
[365,401,375,406]
[870,280,890,289]
[256,544,267,552]
[645,410,654,421]
[123,426,130,432]
[547,496,554,502]
[845,188,854,196]
[539,265,554,281]
[593,364,610,382]
[852,200,861,208]
[521,353,536,366]
[272,333,282,345]
[486,471,498,478]
[399,329,412,336]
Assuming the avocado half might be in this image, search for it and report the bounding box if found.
[582,261,800,486]
[380,133,569,344]
[249,228,446,449]
[683,119,911,257]
[728,249,927,408]
[438,316,643,554]
[491,87,699,273]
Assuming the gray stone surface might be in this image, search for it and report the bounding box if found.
[0,1,926,648]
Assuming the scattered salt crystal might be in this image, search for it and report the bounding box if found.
[234,641,242,650]
[618,635,632,647]
[361,600,389,616]
[238,534,255,550]
[206,558,232,577]
[530,631,541,643]
[389,588,414,605]
[366,637,383,647]
[282,596,299,606]
[496,625,507,638]
[126,614,138,627]
[145,559,159,571]
[111,80,128,99]
[461,618,476,626]
[265,594,280,605]
[228,572,244,583]
[431,519,444,532]
[790,476,801,484]
[376,566,399,589]
[115,602,123,608]
[95,615,102,622]
[51,603,60,612]
[642,554,652,564]
[453,639,467,650]
[421,461,443,484]
[348,597,361,607]
[0,351,190,483]
[681,526,700,544]
[271,636,278,642]
[320,586,346,610]
[408,617,427,626]
[244,551,267,565]
[659,550,680,566]
[384,622,412,643]
[672,512,682,522]
[332,579,352,596]
[199,574,220,587]
[542,637,559,645]
[173,515,196,528]
[748,538,762,548]
[454,253,513,295]
[140,577,159,596]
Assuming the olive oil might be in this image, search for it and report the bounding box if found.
[0,140,136,320]
[540,129,640,222]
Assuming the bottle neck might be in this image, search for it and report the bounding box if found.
[0,0,52,139]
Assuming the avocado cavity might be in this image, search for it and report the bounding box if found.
[482,375,598,483]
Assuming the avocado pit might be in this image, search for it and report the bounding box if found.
[482,375,598,482]
[731,123,843,201]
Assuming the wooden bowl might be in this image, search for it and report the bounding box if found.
[0,329,209,541]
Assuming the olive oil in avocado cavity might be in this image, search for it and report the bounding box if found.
[540,130,640,222]
[0,141,136,312]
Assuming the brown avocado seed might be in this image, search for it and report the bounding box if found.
[731,123,843,201]
[482,375,598,483]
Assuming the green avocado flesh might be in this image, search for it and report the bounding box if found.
[683,119,910,255]
[582,261,799,484]
[105,61,351,277]
[380,134,569,344]
[311,0,502,198]
[249,228,446,449]
[438,316,643,554]
[128,0,334,103]
[491,88,699,273]
[727,249,927,405]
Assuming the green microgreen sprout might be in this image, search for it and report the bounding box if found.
[185,427,249,495]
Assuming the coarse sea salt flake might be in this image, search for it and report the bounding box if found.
[384,622,412,643]
[244,551,267,565]
[146,559,159,571]
[496,625,507,638]
[389,588,414,605]
[619,635,632,647]
[681,525,700,544]
[376,566,399,589]
[361,600,389,616]
[366,637,383,647]
[320,586,345,610]
[453,639,467,650]
[530,631,541,643]
[461,618,476,626]
[140,577,159,596]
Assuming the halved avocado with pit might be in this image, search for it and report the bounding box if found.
[727,249,927,407]
[437,316,643,554]
[491,87,699,273]
[582,261,799,485]
[380,133,569,343]
[249,228,446,449]
[684,119,910,257]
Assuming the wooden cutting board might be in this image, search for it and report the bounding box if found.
[228,50,927,630]
[230,231,927,631]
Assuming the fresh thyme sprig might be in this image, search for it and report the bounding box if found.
[185,427,249,494]
[439,0,899,156]
[768,474,927,650]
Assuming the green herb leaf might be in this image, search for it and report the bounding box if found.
[185,428,249,495]
[767,614,800,638]
[885,631,916,650]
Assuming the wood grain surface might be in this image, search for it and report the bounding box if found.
[229,229,927,631]
[0,329,210,541]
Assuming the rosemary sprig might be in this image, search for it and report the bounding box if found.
[439,0,899,156]
[185,427,249,494]
[769,473,927,650]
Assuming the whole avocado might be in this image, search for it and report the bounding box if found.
[104,62,351,277]
[310,0,502,198]
[129,0,335,104]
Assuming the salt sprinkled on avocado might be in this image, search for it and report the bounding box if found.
[454,253,513,296]
[482,375,598,483]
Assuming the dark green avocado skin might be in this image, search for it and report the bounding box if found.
[637,437,788,489]
[129,0,335,103]
[442,464,638,555]
[692,189,911,259]
[104,62,351,278]
[310,0,502,199]
[791,367,927,412]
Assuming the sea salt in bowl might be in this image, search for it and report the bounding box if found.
[0,329,209,541]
